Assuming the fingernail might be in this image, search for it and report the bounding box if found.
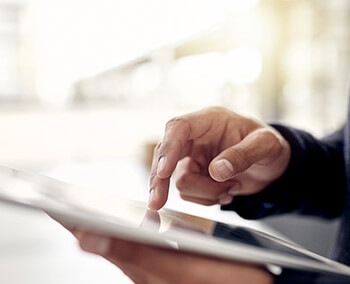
[157,157,166,175]
[215,159,234,180]
[228,183,241,195]
[148,189,156,207]
[218,194,233,205]
[80,234,111,255]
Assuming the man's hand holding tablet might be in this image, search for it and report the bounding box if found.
[0,107,348,283]
[76,107,292,284]
[74,228,273,284]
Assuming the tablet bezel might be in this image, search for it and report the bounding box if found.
[0,165,349,279]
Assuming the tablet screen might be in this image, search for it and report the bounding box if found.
[0,165,349,278]
[212,223,315,260]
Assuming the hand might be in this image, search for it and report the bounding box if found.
[149,107,291,210]
[74,230,273,284]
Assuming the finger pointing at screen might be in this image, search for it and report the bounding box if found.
[148,107,291,211]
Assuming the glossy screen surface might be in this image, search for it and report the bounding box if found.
[0,165,343,270]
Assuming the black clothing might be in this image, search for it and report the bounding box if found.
[222,100,350,283]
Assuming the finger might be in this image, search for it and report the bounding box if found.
[209,127,284,182]
[76,231,273,284]
[156,111,216,179]
[148,177,170,210]
[149,110,219,210]
[75,231,160,283]
[228,174,271,196]
[179,194,225,206]
[148,139,185,210]
[175,157,241,203]
[149,142,171,210]
[175,162,239,200]
[140,210,161,231]
[91,236,270,284]
[149,142,161,188]
[76,232,182,282]
[100,238,202,283]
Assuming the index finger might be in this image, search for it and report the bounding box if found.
[148,111,214,210]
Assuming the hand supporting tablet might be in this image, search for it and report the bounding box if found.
[0,106,348,284]
[73,229,274,284]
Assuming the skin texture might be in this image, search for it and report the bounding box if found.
[74,107,291,284]
[149,107,291,209]
[74,230,274,284]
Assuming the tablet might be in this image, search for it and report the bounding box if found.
[0,164,349,279]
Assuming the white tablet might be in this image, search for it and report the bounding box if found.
[0,164,349,279]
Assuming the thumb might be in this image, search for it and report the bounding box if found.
[208,128,283,182]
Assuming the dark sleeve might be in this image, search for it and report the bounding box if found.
[273,268,350,284]
[222,124,346,219]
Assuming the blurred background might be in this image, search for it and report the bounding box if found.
[0,0,350,283]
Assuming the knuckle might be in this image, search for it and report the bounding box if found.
[229,146,251,170]
[259,128,283,153]
[165,116,184,129]
[158,141,169,158]
[257,127,274,140]
[208,106,232,118]
[154,141,166,157]
[150,143,161,169]
[154,141,162,154]
[150,171,157,180]
[259,127,276,140]
[151,142,165,165]
[165,116,191,135]
[209,106,226,113]
[149,171,157,186]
